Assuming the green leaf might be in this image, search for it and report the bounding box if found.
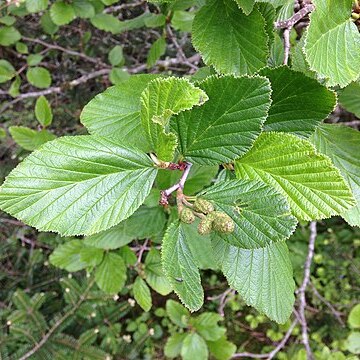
[80,74,159,148]
[9,126,56,151]
[348,304,360,329]
[133,276,152,312]
[0,128,6,139]
[0,16,16,26]
[27,54,43,66]
[207,337,236,360]
[291,35,316,79]
[164,333,187,358]
[147,37,166,68]
[184,221,218,270]
[304,0,360,87]
[49,240,89,272]
[346,332,360,354]
[181,332,208,360]
[166,299,190,328]
[41,11,59,35]
[234,0,255,15]
[16,41,29,54]
[108,68,130,85]
[268,33,285,67]
[192,0,268,75]
[0,135,157,236]
[108,45,124,66]
[339,82,360,118]
[213,238,295,323]
[9,76,21,97]
[95,252,127,294]
[144,249,172,296]
[144,13,166,27]
[171,10,194,32]
[0,26,21,46]
[162,222,203,311]
[79,246,104,268]
[90,14,122,34]
[35,95,53,127]
[235,132,355,220]
[311,124,360,227]
[26,0,48,13]
[72,0,95,18]
[0,60,15,83]
[26,67,51,89]
[192,312,225,341]
[173,75,271,165]
[259,66,336,137]
[50,1,76,25]
[140,77,208,161]
[201,179,297,248]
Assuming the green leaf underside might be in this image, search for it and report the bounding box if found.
[9,126,56,151]
[213,238,295,323]
[259,66,336,137]
[95,252,127,294]
[133,276,152,312]
[192,0,268,75]
[304,0,360,87]
[339,82,360,118]
[311,124,360,227]
[201,179,297,249]
[235,132,355,220]
[172,75,271,165]
[140,77,208,161]
[0,136,157,236]
[162,222,204,311]
[144,248,172,296]
[80,75,160,150]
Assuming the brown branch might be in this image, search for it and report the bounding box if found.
[296,221,316,360]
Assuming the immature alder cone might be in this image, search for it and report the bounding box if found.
[198,218,213,235]
[212,211,235,233]
[180,208,196,224]
[193,198,215,214]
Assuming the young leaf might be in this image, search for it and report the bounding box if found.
[49,240,89,272]
[181,332,208,360]
[0,136,157,236]
[108,45,124,66]
[259,66,336,137]
[162,222,204,311]
[304,0,360,87]
[95,252,126,294]
[50,1,76,25]
[72,0,95,19]
[192,0,268,75]
[26,0,48,13]
[311,124,360,227]
[207,337,236,360]
[191,312,225,341]
[0,26,21,46]
[80,74,160,149]
[235,132,355,220]
[164,333,187,358]
[213,238,295,323]
[26,67,52,89]
[144,249,172,296]
[90,14,122,34]
[35,95,53,127]
[133,276,152,312]
[166,299,190,328]
[0,60,15,83]
[140,77,208,161]
[147,37,166,68]
[108,68,130,85]
[9,126,56,151]
[172,75,271,165]
[200,179,297,248]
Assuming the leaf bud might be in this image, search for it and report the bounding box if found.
[212,211,235,233]
[193,198,215,214]
[180,208,196,224]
